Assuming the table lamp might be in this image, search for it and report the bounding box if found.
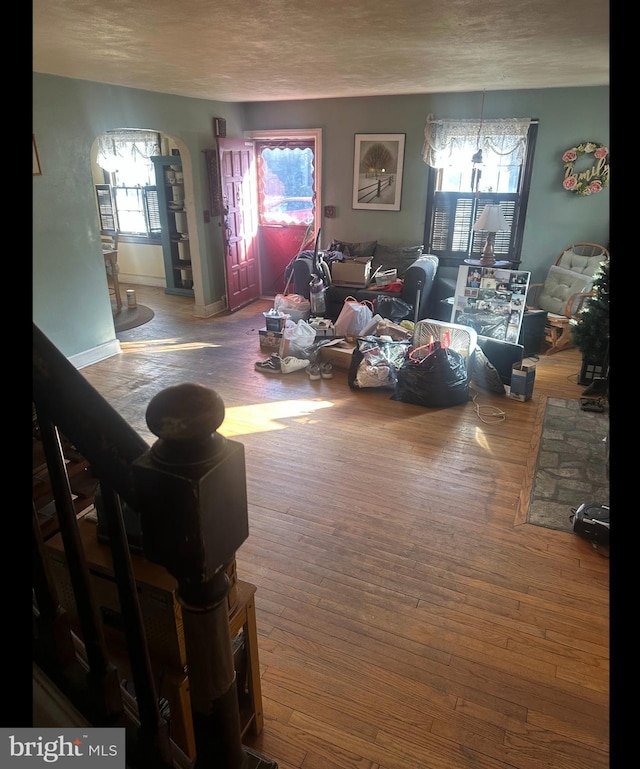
[473,205,508,266]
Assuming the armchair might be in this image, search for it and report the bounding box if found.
[526,242,609,355]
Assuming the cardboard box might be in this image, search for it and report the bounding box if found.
[509,361,536,401]
[258,328,283,351]
[314,327,336,338]
[309,318,336,338]
[319,341,356,370]
[331,259,372,288]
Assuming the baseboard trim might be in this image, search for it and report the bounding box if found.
[70,339,121,369]
[193,298,226,318]
[118,274,166,288]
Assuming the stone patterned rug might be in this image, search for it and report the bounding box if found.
[525,397,609,533]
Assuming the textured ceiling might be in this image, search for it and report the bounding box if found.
[32,0,609,103]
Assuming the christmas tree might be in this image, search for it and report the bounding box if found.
[570,258,609,364]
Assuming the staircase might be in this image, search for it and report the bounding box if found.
[32,323,277,769]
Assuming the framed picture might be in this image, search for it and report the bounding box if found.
[352,133,405,211]
[451,266,531,343]
[33,134,42,175]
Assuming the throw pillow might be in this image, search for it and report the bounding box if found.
[558,248,605,276]
[328,239,378,258]
[471,347,506,394]
[371,244,423,277]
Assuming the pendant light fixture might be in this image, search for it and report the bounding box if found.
[471,90,486,192]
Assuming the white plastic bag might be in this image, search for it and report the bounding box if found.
[359,313,384,338]
[334,296,374,338]
[274,293,311,322]
[279,319,317,358]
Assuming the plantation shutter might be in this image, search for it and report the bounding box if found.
[144,186,161,234]
[96,183,161,237]
[95,184,117,232]
[429,191,518,261]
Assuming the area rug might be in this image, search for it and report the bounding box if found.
[114,304,154,333]
[519,396,609,533]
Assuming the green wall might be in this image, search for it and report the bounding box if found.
[33,75,244,360]
[244,88,609,271]
[33,74,608,360]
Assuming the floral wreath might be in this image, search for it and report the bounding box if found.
[562,142,609,196]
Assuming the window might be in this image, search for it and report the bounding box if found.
[95,130,162,240]
[255,142,316,225]
[422,116,538,266]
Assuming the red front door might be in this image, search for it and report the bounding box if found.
[218,139,260,312]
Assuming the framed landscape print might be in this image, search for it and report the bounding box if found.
[352,133,405,211]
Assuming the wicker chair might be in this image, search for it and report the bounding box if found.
[526,242,609,355]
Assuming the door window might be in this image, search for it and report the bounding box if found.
[256,142,315,225]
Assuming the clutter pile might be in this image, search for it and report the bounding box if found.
[253,294,523,408]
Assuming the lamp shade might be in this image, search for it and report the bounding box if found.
[473,204,508,232]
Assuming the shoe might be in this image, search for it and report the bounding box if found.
[320,362,333,379]
[255,354,281,374]
[307,363,321,380]
[280,356,310,374]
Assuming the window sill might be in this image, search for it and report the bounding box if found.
[117,235,162,246]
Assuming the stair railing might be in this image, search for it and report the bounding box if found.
[32,323,277,769]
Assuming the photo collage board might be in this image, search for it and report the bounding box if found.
[451,265,531,343]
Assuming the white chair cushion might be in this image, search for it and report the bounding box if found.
[558,248,605,276]
[538,265,593,316]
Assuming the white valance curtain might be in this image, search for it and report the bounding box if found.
[96,130,161,173]
[422,115,532,168]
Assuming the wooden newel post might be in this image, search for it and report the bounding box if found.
[132,383,276,769]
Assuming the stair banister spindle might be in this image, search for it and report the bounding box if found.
[98,483,174,767]
[37,414,122,718]
[32,501,77,668]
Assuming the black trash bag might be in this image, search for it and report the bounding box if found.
[392,341,470,408]
[373,295,414,322]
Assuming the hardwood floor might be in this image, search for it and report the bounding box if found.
[83,284,609,769]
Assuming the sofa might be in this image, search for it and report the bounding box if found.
[292,239,439,323]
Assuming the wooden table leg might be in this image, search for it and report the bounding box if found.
[104,251,122,315]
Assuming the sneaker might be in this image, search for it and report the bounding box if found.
[320,362,334,379]
[255,354,281,374]
[280,356,310,374]
[307,363,321,380]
